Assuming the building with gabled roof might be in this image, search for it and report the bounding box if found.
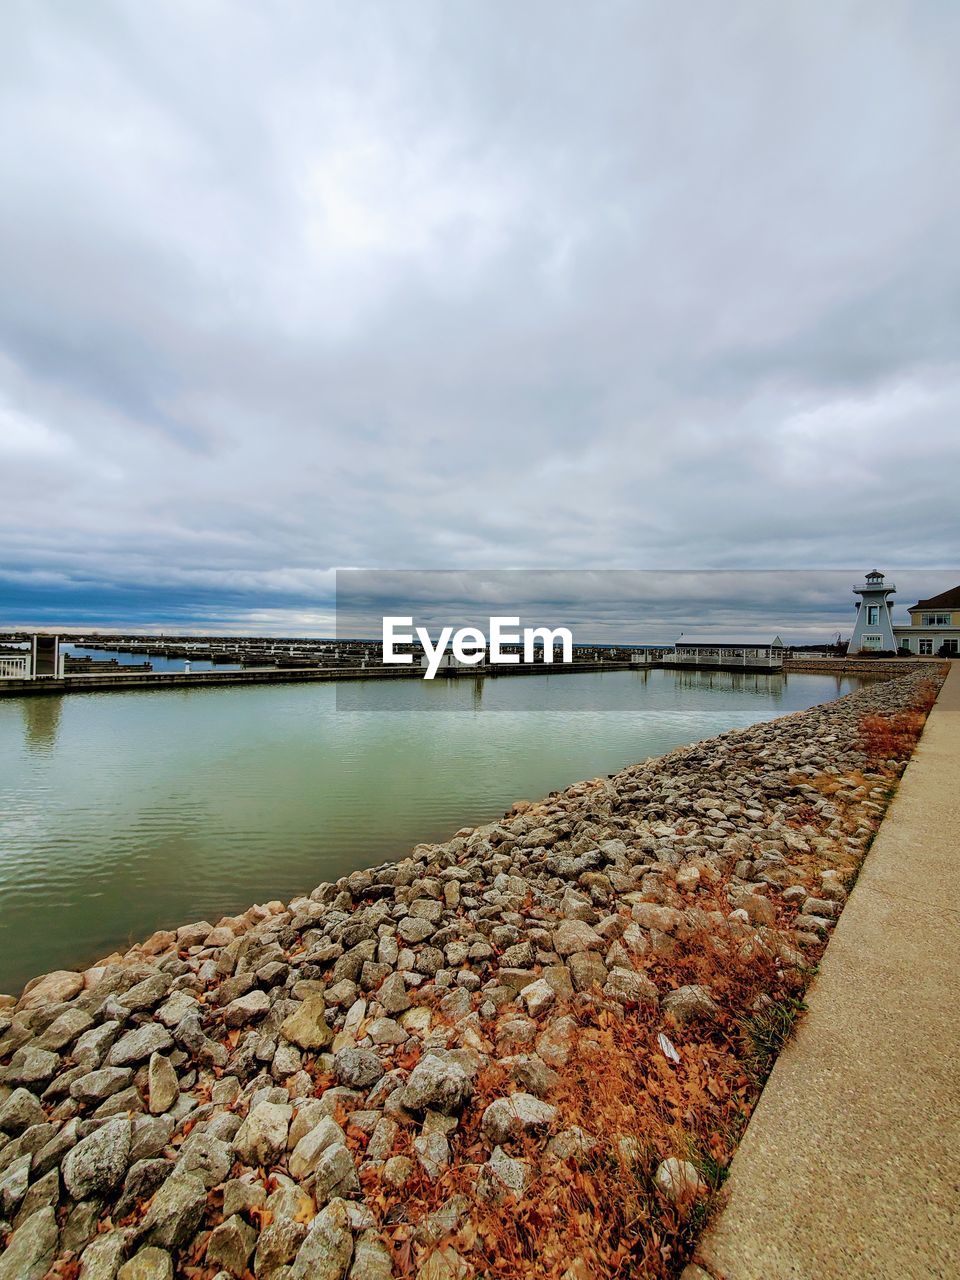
[893,582,960,656]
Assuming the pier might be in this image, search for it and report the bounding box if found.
[0,656,640,697]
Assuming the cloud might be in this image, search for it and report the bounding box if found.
[1,1,958,633]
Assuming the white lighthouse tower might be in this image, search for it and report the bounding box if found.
[849,570,898,653]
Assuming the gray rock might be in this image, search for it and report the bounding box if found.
[206,1213,257,1276]
[117,1246,174,1280]
[2,1046,59,1086]
[397,916,434,943]
[156,991,199,1028]
[505,1052,559,1098]
[654,1156,705,1202]
[74,1021,122,1070]
[254,1215,309,1277]
[70,1066,134,1104]
[0,1206,59,1280]
[567,947,608,989]
[223,989,271,1027]
[175,1127,235,1188]
[333,1047,384,1090]
[114,1159,174,1221]
[78,1228,132,1280]
[481,1093,556,1146]
[348,1229,395,1280]
[546,1126,596,1161]
[172,1013,227,1067]
[0,1152,32,1215]
[477,1145,530,1200]
[376,971,411,1014]
[33,1117,80,1178]
[400,1055,473,1114]
[234,1100,291,1166]
[18,969,83,1007]
[107,1024,174,1066]
[662,984,721,1023]
[62,1197,104,1253]
[553,918,604,955]
[94,1083,145,1118]
[367,1017,406,1045]
[290,1197,353,1279]
[62,1116,131,1200]
[130,1113,175,1163]
[139,1172,207,1250]
[147,1053,179,1114]
[0,1086,46,1135]
[312,1141,360,1204]
[519,979,555,1017]
[14,1166,60,1226]
[603,967,659,1005]
[222,1176,266,1218]
[289,1117,346,1181]
[381,1154,414,1189]
[37,1007,94,1051]
[116,976,171,1015]
[413,1130,449,1179]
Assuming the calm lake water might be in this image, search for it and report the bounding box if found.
[63,644,243,673]
[0,668,861,993]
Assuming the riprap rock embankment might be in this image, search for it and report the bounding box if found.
[0,668,942,1280]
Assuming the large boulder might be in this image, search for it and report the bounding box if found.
[234,1101,292,1166]
[18,970,83,1009]
[481,1093,556,1146]
[0,1207,59,1280]
[333,1047,384,1090]
[62,1116,131,1200]
[290,1197,353,1279]
[139,1172,207,1250]
[0,1086,46,1135]
[280,995,334,1050]
[107,1024,174,1066]
[553,919,604,956]
[289,1117,346,1181]
[400,1055,473,1115]
[662,985,721,1023]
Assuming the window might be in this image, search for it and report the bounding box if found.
[919,639,933,655]
[867,605,879,625]
[921,613,951,627]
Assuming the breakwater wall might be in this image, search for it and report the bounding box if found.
[0,667,944,1279]
[783,656,945,676]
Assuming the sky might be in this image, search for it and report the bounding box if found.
[1,1,958,637]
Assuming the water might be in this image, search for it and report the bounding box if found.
[0,668,861,993]
[63,644,243,673]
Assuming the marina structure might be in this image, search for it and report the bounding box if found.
[662,638,787,673]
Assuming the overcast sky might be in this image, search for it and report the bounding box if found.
[1,2,958,635]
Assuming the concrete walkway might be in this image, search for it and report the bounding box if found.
[693,663,960,1280]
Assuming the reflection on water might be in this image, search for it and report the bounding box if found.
[21,695,63,752]
[672,670,787,698]
[0,668,863,992]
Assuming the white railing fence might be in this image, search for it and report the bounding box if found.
[0,656,30,679]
